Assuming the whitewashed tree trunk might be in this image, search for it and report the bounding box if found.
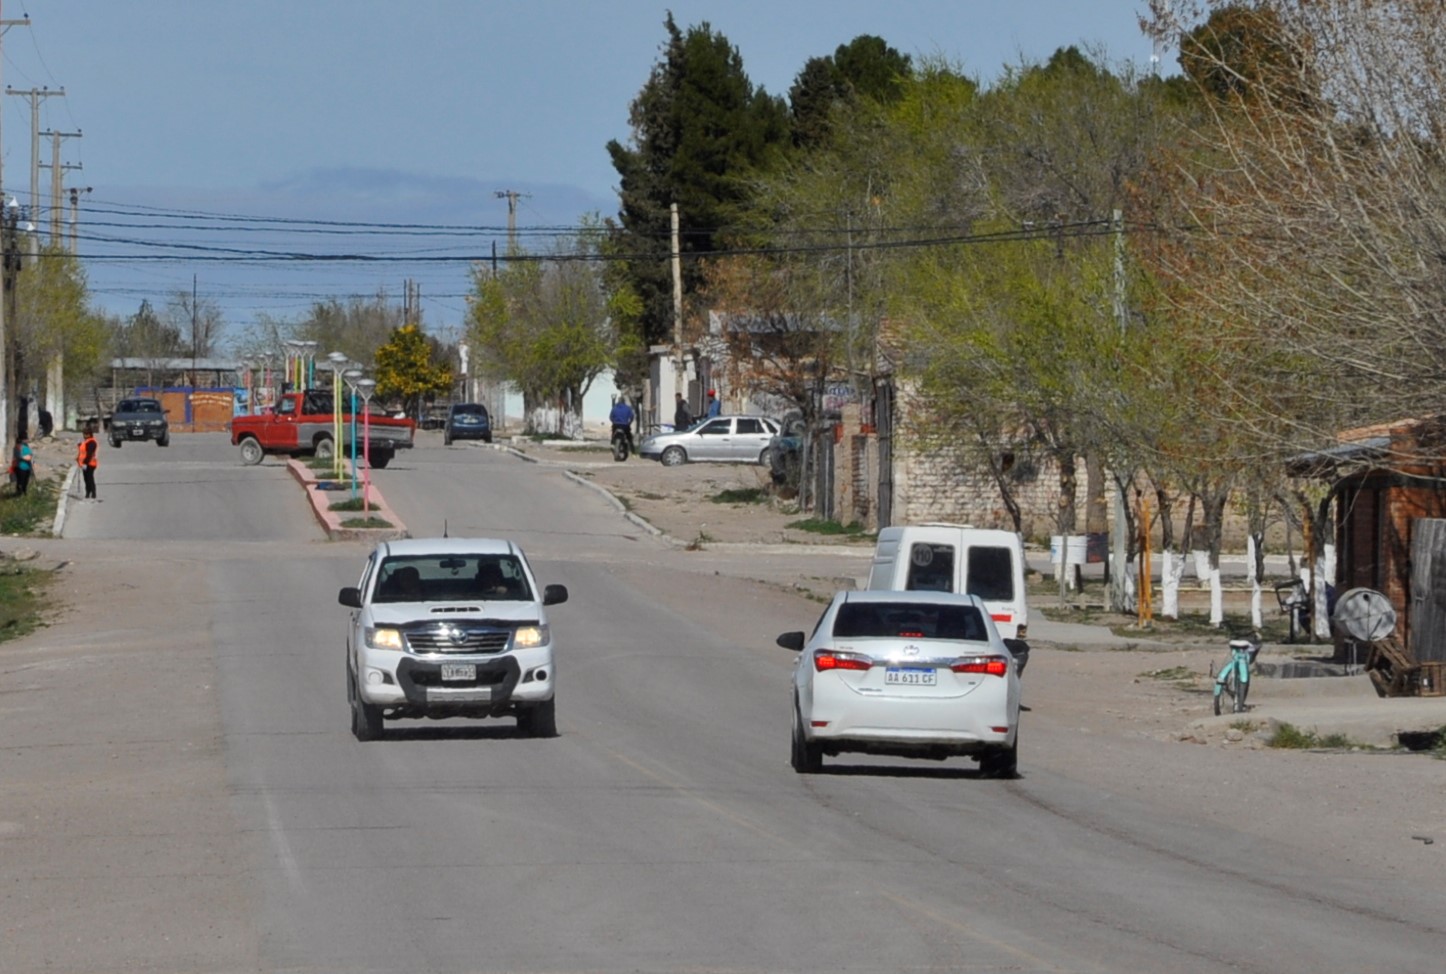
[1161,549,1182,619]
[1193,549,1211,588]
[1246,536,1263,628]
[1210,568,1224,626]
[1122,556,1138,612]
[1314,543,1336,640]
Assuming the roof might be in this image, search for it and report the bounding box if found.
[377,538,519,558]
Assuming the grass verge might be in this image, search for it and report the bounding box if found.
[340,516,392,529]
[0,565,54,643]
[786,518,873,539]
[1267,721,1358,750]
[0,476,60,535]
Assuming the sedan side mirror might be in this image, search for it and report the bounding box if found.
[776,631,806,652]
[542,584,569,606]
[338,586,362,608]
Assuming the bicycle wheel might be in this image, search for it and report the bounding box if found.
[1214,671,1234,716]
[1233,667,1248,713]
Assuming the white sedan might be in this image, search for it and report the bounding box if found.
[778,590,1021,777]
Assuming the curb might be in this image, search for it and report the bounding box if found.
[560,469,674,544]
[285,459,409,541]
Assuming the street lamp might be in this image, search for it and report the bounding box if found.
[327,352,347,479]
[343,369,363,500]
[299,340,319,390]
[355,377,377,517]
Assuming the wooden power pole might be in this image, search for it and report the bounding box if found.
[0,4,31,459]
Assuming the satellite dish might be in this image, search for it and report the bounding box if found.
[1331,588,1397,642]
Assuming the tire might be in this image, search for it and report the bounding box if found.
[612,435,629,462]
[790,702,822,773]
[443,432,452,446]
[661,445,687,467]
[348,664,384,741]
[110,437,122,449]
[1214,670,1234,716]
[369,451,392,469]
[758,447,771,467]
[238,436,264,466]
[314,436,335,461]
[517,697,557,738]
[979,738,1019,779]
[1234,667,1249,713]
[157,434,170,447]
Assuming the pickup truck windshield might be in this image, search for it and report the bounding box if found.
[374,555,532,603]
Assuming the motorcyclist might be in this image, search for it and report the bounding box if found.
[608,398,635,454]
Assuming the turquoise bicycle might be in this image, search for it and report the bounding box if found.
[1213,634,1261,715]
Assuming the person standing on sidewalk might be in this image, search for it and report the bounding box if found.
[11,434,32,496]
[76,424,99,499]
[673,392,692,431]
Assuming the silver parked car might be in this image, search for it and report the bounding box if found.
[639,414,781,466]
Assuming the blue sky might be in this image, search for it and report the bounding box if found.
[0,0,1171,341]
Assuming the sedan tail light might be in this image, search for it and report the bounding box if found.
[813,649,873,672]
[950,655,1010,677]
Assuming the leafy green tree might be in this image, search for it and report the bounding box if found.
[373,323,453,418]
[606,13,790,349]
[296,294,403,367]
[14,243,106,425]
[467,230,617,433]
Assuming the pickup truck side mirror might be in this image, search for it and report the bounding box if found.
[338,586,362,608]
[542,584,569,606]
[776,631,806,651]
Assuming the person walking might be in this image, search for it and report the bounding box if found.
[673,392,692,431]
[12,435,32,496]
[76,423,99,500]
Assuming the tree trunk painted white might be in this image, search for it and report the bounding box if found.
[1210,568,1224,626]
[1251,580,1263,629]
[1246,536,1258,584]
[1122,557,1138,612]
[1314,543,1336,640]
[1161,549,1181,619]
[1193,549,1211,588]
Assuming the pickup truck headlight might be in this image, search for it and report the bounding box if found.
[513,624,550,649]
[366,626,404,651]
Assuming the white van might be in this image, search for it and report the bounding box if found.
[866,523,1029,641]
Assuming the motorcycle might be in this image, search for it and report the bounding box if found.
[610,424,631,462]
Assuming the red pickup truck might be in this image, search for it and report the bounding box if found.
[230,390,416,469]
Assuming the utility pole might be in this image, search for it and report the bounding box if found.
[494,189,529,253]
[7,87,64,225]
[67,185,91,253]
[0,4,31,460]
[1110,208,1130,614]
[671,202,684,396]
[40,130,82,244]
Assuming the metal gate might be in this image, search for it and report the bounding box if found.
[1409,519,1446,663]
[876,378,894,528]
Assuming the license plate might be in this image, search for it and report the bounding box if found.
[440,663,476,681]
[885,667,936,686]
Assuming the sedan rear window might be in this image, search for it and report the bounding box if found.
[833,602,988,641]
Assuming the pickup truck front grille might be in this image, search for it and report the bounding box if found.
[405,623,511,654]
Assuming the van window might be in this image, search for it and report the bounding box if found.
[967,546,1015,601]
[905,543,954,592]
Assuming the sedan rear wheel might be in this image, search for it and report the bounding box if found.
[661,445,687,467]
[790,701,822,773]
[978,732,1018,779]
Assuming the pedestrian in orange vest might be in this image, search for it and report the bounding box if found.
[76,423,98,499]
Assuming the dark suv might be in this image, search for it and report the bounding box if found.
[108,397,171,448]
[443,403,492,445]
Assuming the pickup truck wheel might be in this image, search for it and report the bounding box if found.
[314,437,335,461]
[157,434,170,447]
[349,666,384,741]
[517,697,557,738]
[238,437,264,465]
[369,451,392,469]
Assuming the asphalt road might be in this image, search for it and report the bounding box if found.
[5,432,1445,973]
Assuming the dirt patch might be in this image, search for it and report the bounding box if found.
[506,441,874,549]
